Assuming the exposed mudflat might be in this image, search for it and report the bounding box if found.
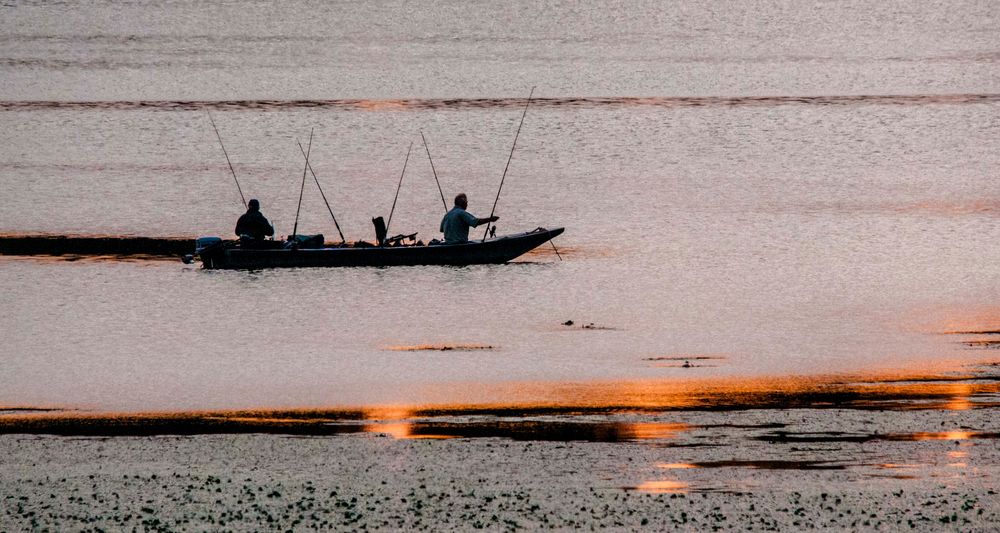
[2,402,999,531]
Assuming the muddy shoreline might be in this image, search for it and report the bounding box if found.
[3,371,998,530]
[2,406,998,531]
[3,367,998,437]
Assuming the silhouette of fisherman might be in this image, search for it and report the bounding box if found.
[235,198,275,241]
[440,193,498,243]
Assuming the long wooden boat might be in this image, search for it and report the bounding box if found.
[193,227,564,269]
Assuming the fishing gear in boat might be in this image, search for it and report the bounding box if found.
[291,128,314,240]
[297,139,347,244]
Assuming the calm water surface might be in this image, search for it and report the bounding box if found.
[2,1,999,411]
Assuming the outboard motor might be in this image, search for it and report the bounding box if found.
[183,236,224,265]
[182,236,220,264]
[195,236,223,253]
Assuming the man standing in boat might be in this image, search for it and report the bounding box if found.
[440,193,499,244]
[235,198,275,241]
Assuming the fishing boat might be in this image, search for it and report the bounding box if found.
[194,88,556,270]
[189,227,564,269]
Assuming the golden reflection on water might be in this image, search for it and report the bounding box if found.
[633,480,689,494]
[361,407,439,439]
[2,366,996,438]
[911,304,1000,335]
[363,407,413,420]
[944,383,974,411]
[364,422,456,440]
[657,463,698,470]
[411,369,997,412]
[906,431,975,441]
[623,423,688,440]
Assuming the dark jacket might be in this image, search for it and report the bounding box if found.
[235,209,274,240]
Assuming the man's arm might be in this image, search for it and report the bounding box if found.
[474,215,499,225]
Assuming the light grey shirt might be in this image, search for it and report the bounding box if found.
[440,207,480,243]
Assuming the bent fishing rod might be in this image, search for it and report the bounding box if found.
[482,86,535,242]
[206,111,247,210]
[297,140,347,244]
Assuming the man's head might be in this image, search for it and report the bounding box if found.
[454,193,468,209]
[248,198,260,212]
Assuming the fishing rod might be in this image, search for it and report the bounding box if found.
[297,140,347,244]
[292,128,314,239]
[482,86,535,242]
[385,141,414,237]
[207,111,247,209]
[420,130,449,212]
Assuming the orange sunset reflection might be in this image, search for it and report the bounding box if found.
[624,423,688,440]
[657,463,698,470]
[904,431,975,441]
[360,407,457,440]
[633,480,689,494]
[913,304,1000,335]
[2,364,996,439]
[407,369,998,413]
[944,383,974,411]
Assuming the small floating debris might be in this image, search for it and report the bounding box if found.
[0,406,73,416]
[645,354,727,368]
[651,360,718,369]
[644,355,729,362]
[560,320,618,330]
[960,340,1000,349]
[384,344,496,352]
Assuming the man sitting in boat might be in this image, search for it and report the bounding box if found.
[235,198,275,241]
[440,193,499,244]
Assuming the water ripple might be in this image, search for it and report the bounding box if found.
[2,93,998,112]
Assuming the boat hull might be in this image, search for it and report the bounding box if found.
[198,227,564,269]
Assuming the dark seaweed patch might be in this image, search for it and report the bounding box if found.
[684,460,850,470]
[753,430,1000,444]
